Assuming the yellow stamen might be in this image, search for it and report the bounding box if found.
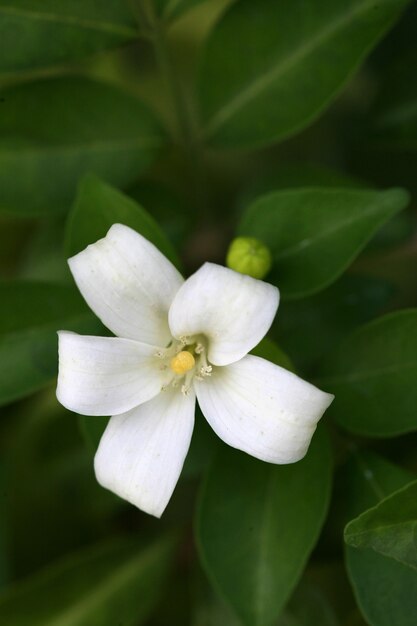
[170,351,195,375]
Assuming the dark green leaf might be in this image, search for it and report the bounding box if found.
[199,0,409,147]
[66,175,180,266]
[0,533,177,625]
[338,450,414,522]
[0,77,164,216]
[345,479,417,570]
[192,569,244,626]
[250,337,295,372]
[182,408,219,479]
[0,281,100,405]
[318,309,417,436]
[6,398,120,577]
[275,582,339,626]
[0,281,85,335]
[196,427,332,626]
[239,164,413,252]
[238,187,408,299]
[192,576,339,626]
[238,163,363,211]
[78,415,109,455]
[19,217,69,282]
[340,450,417,626]
[346,547,417,626]
[128,180,192,251]
[0,1,138,74]
[276,274,394,374]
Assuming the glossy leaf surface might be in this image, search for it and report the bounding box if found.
[66,175,180,265]
[0,1,138,74]
[196,428,332,626]
[239,187,408,299]
[345,479,417,570]
[342,451,417,626]
[0,77,164,216]
[199,0,409,147]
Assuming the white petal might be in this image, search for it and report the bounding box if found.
[57,332,165,416]
[168,263,279,366]
[195,355,334,463]
[94,388,195,517]
[68,224,183,345]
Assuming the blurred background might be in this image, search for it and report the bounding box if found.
[0,1,416,624]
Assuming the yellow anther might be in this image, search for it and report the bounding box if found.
[170,351,195,375]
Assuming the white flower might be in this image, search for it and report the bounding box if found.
[57,224,334,517]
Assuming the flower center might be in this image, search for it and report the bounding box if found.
[155,336,213,396]
[170,350,195,375]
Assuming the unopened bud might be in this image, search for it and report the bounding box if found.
[226,237,272,280]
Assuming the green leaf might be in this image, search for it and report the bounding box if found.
[182,408,219,479]
[0,533,178,625]
[345,479,417,571]
[19,217,69,282]
[192,576,339,626]
[128,181,192,250]
[198,0,410,148]
[238,187,408,299]
[238,163,363,210]
[346,547,417,626]
[66,175,180,266]
[240,163,413,253]
[275,582,339,626]
[340,451,417,626]
[0,76,164,216]
[276,274,394,374]
[318,309,417,436]
[0,281,100,406]
[337,450,414,523]
[6,398,120,577]
[250,337,295,372]
[196,427,332,626]
[78,415,109,455]
[192,570,244,626]
[0,1,138,74]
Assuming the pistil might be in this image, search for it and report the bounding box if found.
[156,336,213,395]
[170,350,195,375]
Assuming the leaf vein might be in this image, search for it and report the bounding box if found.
[0,6,138,37]
[273,202,386,261]
[204,0,378,137]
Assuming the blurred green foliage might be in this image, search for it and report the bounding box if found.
[0,0,416,625]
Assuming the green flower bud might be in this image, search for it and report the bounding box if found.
[226,237,272,280]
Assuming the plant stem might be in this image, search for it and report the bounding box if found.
[137,0,192,145]
[132,0,209,220]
